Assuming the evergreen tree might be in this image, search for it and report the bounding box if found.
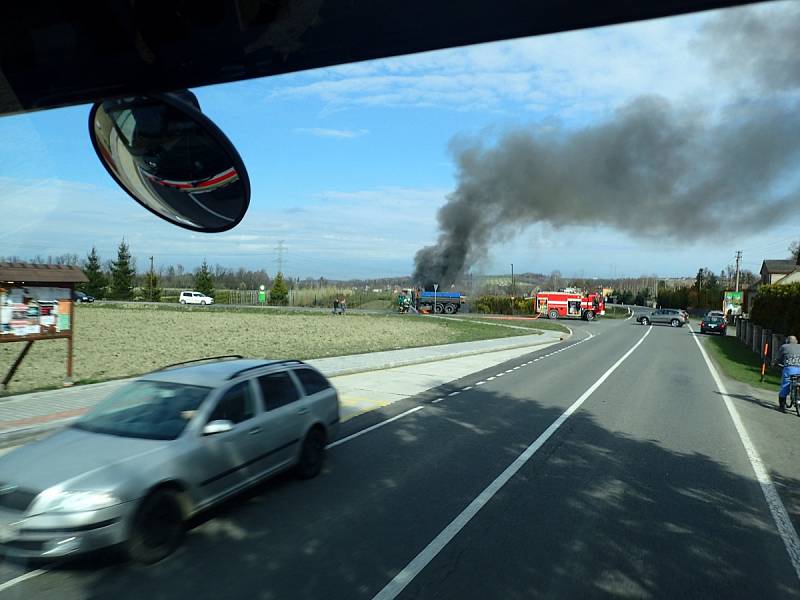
[194,259,215,298]
[270,272,289,306]
[82,246,108,298]
[109,239,135,300]
[143,261,162,302]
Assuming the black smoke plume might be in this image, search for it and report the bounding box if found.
[413,2,800,287]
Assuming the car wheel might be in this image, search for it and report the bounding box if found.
[201,300,207,305]
[583,310,595,321]
[180,299,186,304]
[548,309,559,320]
[640,317,650,325]
[670,319,680,327]
[126,489,184,564]
[296,427,327,480]
[444,303,456,315]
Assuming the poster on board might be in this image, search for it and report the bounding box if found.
[723,291,744,316]
[0,287,71,337]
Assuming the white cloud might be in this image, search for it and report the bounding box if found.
[293,127,369,138]
[0,178,447,278]
[267,6,723,117]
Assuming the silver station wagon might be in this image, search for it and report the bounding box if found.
[0,357,340,563]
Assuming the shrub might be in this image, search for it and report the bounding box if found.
[472,295,535,315]
[750,283,800,336]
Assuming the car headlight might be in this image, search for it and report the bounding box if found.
[29,488,120,514]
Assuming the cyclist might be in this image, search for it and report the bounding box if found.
[778,335,800,413]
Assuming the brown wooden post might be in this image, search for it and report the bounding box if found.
[66,284,74,386]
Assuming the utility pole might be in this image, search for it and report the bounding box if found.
[735,250,742,292]
[510,263,514,316]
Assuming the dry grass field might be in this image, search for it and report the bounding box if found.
[0,304,533,395]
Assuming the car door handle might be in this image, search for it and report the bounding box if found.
[297,408,309,415]
[248,427,262,435]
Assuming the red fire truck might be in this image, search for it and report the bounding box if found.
[534,291,605,321]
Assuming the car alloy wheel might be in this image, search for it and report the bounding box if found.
[548,309,559,320]
[127,489,184,564]
[296,427,326,480]
[640,317,650,325]
[670,319,680,327]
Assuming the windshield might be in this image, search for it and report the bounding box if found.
[73,380,210,440]
[2,2,800,598]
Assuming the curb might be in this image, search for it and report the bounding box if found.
[0,332,566,447]
[312,334,564,378]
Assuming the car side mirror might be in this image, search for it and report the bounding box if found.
[89,90,250,232]
[203,420,234,435]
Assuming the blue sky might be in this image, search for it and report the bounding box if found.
[1,1,798,280]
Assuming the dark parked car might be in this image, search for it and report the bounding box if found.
[72,291,94,303]
[700,315,727,335]
[637,309,686,327]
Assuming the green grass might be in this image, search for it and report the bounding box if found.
[704,334,781,391]
[603,306,631,319]
[451,316,570,334]
[1,305,527,396]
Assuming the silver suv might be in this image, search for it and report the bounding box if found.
[0,357,339,563]
[637,308,686,327]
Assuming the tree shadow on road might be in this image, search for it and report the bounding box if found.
[12,388,800,600]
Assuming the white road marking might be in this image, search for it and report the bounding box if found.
[448,391,460,397]
[689,324,800,581]
[487,376,496,381]
[496,373,504,377]
[462,386,473,391]
[327,406,424,448]
[0,569,47,594]
[432,398,443,404]
[476,381,486,386]
[512,366,520,370]
[371,326,654,600]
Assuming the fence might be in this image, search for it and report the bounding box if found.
[735,316,787,367]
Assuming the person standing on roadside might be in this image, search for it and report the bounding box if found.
[333,297,339,315]
[778,335,800,413]
[340,297,347,315]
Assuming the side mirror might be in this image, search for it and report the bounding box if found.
[203,420,234,436]
[89,90,250,232]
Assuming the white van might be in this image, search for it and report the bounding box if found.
[179,291,214,305]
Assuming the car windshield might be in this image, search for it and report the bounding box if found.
[2,2,800,597]
[72,380,210,440]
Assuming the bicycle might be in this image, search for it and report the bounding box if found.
[780,364,800,416]
[786,376,800,416]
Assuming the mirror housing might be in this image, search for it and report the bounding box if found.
[89,90,250,232]
[203,420,234,436]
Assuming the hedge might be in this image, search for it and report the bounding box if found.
[472,296,536,315]
[750,283,800,336]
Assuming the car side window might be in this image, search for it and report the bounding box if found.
[258,371,301,410]
[208,381,256,425]
[294,368,331,396]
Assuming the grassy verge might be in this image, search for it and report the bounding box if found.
[704,334,781,391]
[0,305,527,396]
[452,316,570,334]
[603,306,631,319]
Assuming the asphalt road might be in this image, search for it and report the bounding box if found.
[2,310,800,599]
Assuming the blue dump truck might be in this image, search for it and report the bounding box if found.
[398,288,466,314]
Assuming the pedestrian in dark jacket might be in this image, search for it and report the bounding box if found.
[333,298,340,315]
